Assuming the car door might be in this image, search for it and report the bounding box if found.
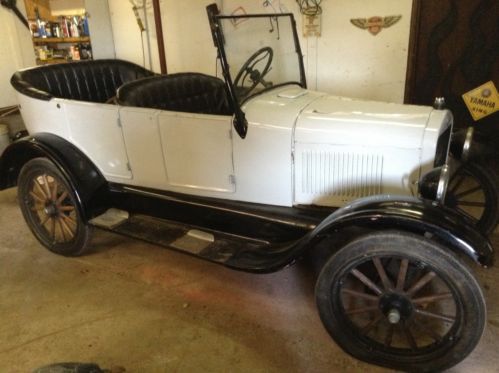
[64,101,132,181]
[158,111,235,193]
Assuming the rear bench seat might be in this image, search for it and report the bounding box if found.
[117,72,233,116]
[11,59,154,103]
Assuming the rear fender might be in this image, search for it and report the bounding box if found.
[0,133,108,221]
[307,195,494,267]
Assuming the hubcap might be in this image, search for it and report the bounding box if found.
[379,292,414,323]
[387,309,401,324]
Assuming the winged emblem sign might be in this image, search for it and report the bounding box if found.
[350,15,402,35]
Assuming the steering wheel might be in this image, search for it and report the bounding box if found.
[234,47,274,96]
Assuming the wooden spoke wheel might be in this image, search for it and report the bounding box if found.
[445,162,499,235]
[315,232,485,372]
[18,158,92,256]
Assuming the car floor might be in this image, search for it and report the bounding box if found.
[0,187,498,373]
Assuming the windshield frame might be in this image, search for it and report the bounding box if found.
[207,4,307,138]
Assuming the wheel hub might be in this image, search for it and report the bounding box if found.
[44,203,58,217]
[379,292,414,323]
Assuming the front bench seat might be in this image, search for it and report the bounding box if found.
[11,59,155,103]
[117,73,233,116]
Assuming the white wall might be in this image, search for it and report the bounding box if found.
[316,0,412,103]
[108,0,150,69]
[107,0,413,103]
[50,0,85,16]
[219,0,412,103]
[85,0,116,59]
[0,2,36,108]
[108,0,219,74]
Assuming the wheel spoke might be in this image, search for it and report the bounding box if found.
[50,179,59,201]
[456,207,479,221]
[454,185,482,199]
[41,175,51,199]
[33,179,49,200]
[402,323,418,350]
[372,257,393,290]
[40,214,51,227]
[351,269,383,295]
[360,314,383,335]
[456,201,486,207]
[49,217,56,242]
[30,204,45,212]
[341,288,379,302]
[56,191,69,206]
[61,213,77,228]
[58,219,67,242]
[345,305,379,315]
[59,216,75,239]
[29,192,45,204]
[449,173,466,194]
[59,205,75,212]
[412,320,442,342]
[415,308,456,323]
[396,258,409,291]
[406,271,436,296]
[385,325,395,347]
[412,292,453,305]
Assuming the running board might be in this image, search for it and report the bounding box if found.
[90,213,281,268]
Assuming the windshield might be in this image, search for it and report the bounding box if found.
[217,14,306,103]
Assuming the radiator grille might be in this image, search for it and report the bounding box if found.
[301,151,384,197]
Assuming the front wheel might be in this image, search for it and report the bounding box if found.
[315,231,486,372]
[17,157,92,256]
[445,162,499,235]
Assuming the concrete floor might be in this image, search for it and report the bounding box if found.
[0,187,498,373]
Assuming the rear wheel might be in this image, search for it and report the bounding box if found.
[17,158,92,256]
[315,231,486,372]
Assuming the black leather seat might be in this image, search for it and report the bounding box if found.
[117,73,233,115]
[11,59,154,103]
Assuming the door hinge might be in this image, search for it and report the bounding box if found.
[117,117,122,127]
[228,129,233,140]
[229,174,236,185]
[126,162,132,171]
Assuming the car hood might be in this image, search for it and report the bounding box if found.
[295,94,434,149]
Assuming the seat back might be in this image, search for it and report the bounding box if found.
[11,59,154,103]
[117,73,232,115]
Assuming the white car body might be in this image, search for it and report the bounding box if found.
[16,83,451,208]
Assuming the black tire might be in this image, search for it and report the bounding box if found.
[445,162,499,235]
[315,231,486,372]
[18,157,92,256]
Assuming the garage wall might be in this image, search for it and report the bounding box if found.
[108,0,412,103]
[85,0,116,59]
[0,3,36,108]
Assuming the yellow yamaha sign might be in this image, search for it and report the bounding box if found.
[462,81,499,121]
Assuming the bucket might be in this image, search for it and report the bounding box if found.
[0,124,10,155]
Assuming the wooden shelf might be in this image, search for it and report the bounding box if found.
[36,58,69,65]
[33,37,90,43]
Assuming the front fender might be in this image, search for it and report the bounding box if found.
[310,195,493,266]
[0,133,108,221]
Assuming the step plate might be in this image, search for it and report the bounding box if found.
[107,215,268,264]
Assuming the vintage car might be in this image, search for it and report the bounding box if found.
[0,4,494,372]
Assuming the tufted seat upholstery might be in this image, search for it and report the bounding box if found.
[117,73,233,115]
[11,59,154,103]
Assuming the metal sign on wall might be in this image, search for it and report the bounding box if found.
[462,81,499,121]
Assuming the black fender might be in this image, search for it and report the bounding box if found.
[0,133,109,221]
[227,195,493,273]
[307,195,494,267]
